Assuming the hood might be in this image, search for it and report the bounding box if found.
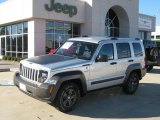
[27,54,73,65]
[26,54,90,70]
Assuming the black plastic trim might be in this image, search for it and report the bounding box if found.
[14,72,53,101]
[50,71,87,101]
[91,76,124,85]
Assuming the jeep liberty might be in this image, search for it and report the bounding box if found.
[14,37,146,112]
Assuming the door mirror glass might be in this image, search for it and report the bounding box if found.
[96,55,108,62]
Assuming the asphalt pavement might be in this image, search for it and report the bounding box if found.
[0,60,160,120]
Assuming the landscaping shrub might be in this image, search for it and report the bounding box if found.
[1,56,23,62]
[7,56,12,61]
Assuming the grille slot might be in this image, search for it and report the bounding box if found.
[20,65,39,82]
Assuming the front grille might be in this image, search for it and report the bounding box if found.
[20,64,39,82]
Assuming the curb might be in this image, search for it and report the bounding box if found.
[0,80,14,86]
[0,68,19,72]
[10,68,19,72]
[0,68,10,72]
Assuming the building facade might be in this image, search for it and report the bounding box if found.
[138,14,156,40]
[152,26,160,40]
[0,0,155,58]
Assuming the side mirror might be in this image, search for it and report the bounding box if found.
[96,55,108,62]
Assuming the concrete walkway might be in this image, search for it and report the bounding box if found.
[0,60,19,72]
[0,60,19,86]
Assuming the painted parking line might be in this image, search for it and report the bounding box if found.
[0,80,14,86]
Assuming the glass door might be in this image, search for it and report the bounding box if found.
[0,37,6,56]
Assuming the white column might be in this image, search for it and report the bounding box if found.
[28,19,45,58]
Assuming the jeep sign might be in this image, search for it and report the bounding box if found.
[45,0,78,17]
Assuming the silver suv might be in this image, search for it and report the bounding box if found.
[14,37,146,112]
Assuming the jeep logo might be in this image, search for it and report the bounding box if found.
[44,0,78,17]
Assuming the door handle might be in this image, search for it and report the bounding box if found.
[110,62,117,65]
[128,60,134,62]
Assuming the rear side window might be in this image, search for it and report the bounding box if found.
[117,43,131,59]
[132,43,143,57]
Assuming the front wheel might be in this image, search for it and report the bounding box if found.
[123,72,139,94]
[54,83,80,112]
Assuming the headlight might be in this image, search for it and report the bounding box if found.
[38,70,48,83]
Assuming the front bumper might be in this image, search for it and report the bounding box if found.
[14,72,54,101]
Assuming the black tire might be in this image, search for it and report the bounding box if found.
[123,72,139,94]
[54,83,80,112]
[158,58,160,65]
[146,65,153,71]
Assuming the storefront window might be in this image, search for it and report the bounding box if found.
[1,37,5,55]
[23,53,28,58]
[11,35,16,51]
[73,24,80,37]
[64,23,72,34]
[139,31,147,40]
[12,53,16,57]
[0,22,28,58]
[23,22,28,33]
[17,35,23,52]
[46,34,53,53]
[17,23,23,34]
[55,22,64,34]
[45,21,80,53]
[23,34,28,52]
[0,27,6,35]
[6,26,11,35]
[6,36,11,51]
[55,34,63,48]
[46,21,54,33]
[156,35,160,39]
[6,52,11,56]
[11,24,17,35]
[17,53,22,58]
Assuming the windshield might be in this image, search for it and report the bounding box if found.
[56,41,98,60]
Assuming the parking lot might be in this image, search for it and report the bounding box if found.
[0,67,160,120]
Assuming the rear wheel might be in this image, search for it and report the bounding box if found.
[123,72,139,94]
[54,83,80,112]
